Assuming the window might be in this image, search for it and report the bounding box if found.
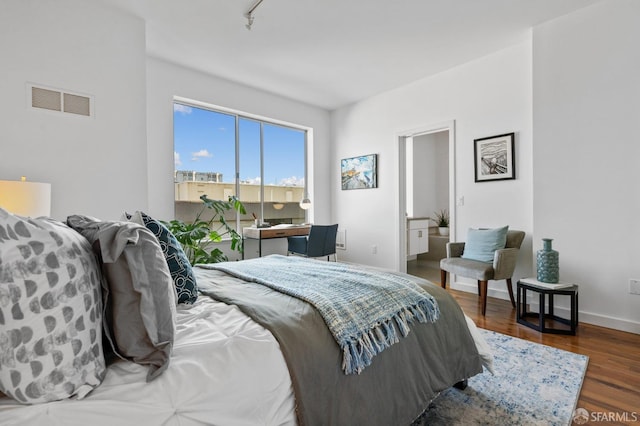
[173,101,307,232]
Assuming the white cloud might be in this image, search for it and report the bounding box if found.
[242,176,262,185]
[174,151,182,167]
[174,104,192,115]
[191,149,213,161]
[279,176,304,186]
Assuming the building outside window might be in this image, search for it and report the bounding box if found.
[173,101,308,232]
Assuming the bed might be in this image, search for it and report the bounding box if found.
[0,209,492,425]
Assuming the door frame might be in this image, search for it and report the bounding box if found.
[397,120,456,273]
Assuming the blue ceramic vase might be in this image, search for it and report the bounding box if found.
[537,238,559,283]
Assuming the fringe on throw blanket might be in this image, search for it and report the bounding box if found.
[342,299,440,374]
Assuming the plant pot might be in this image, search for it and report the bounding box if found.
[438,227,449,236]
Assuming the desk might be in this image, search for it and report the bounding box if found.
[516,278,579,335]
[243,225,311,258]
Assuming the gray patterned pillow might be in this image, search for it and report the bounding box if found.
[0,208,106,404]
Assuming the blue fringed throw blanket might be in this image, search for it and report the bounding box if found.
[205,255,440,374]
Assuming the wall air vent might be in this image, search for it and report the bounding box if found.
[63,93,91,116]
[31,87,61,112]
[29,84,93,117]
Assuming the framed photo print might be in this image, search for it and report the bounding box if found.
[341,153,378,190]
[474,133,515,182]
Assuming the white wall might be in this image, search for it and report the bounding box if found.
[332,41,534,300]
[410,132,449,219]
[532,0,640,333]
[411,134,438,218]
[0,0,147,220]
[434,132,450,213]
[146,57,332,225]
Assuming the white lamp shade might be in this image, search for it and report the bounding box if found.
[299,197,311,210]
[0,180,51,217]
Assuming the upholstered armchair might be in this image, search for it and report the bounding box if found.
[287,224,338,261]
[440,229,525,316]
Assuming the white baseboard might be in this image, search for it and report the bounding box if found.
[450,280,640,335]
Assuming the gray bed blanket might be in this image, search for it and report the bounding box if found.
[195,265,483,426]
[204,255,440,375]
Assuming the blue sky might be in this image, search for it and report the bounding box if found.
[173,103,305,186]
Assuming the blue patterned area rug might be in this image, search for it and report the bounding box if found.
[414,329,589,426]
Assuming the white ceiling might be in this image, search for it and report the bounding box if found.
[101,0,601,110]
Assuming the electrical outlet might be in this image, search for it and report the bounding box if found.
[372,245,377,255]
[630,279,640,295]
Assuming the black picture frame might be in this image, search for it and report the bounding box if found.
[341,153,378,190]
[474,133,515,182]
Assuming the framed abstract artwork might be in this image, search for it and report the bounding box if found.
[474,133,515,182]
[341,154,378,190]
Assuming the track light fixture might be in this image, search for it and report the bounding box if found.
[245,0,265,30]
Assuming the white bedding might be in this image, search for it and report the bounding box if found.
[0,297,296,426]
[0,296,492,426]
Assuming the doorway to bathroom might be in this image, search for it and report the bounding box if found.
[397,121,456,284]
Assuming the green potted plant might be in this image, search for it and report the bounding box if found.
[164,194,246,265]
[432,209,450,236]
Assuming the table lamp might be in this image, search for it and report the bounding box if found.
[0,177,51,217]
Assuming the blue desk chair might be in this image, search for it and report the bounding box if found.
[287,224,338,261]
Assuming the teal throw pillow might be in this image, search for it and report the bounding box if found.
[130,211,198,304]
[461,226,509,263]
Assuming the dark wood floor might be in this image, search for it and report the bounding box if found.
[408,262,640,424]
